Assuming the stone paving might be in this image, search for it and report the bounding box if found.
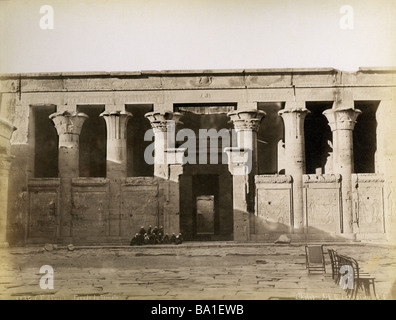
[0,242,395,300]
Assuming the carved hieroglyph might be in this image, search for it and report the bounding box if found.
[306,188,339,234]
[71,191,108,237]
[353,174,385,233]
[256,189,291,233]
[121,190,159,235]
[28,191,58,239]
[356,189,384,233]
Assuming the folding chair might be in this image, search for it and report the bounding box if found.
[305,245,326,274]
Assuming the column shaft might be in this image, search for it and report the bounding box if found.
[100,111,132,176]
[227,109,265,240]
[279,102,309,233]
[50,111,88,238]
[323,107,361,234]
[100,111,132,236]
[225,148,250,241]
[145,111,183,235]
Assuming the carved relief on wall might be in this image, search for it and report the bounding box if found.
[355,186,384,233]
[306,188,339,233]
[303,174,341,184]
[255,175,292,184]
[190,76,213,87]
[121,190,159,236]
[71,191,108,237]
[352,174,385,233]
[352,173,385,184]
[256,188,291,233]
[28,191,58,239]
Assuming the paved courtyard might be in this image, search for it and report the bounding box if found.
[0,242,395,300]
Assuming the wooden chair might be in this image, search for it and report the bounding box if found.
[305,245,326,274]
[328,249,340,283]
[337,253,376,299]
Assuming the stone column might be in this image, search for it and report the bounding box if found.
[100,111,132,236]
[323,107,361,234]
[100,111,132,176]
[50,111,88,237]
[144,111,183,179]
[227,109,265,212]
[226,109,265,241]
[279,102,310,233]
[377,99,396,244]
[228,109,265,175]
[225,147,251,241]
[0,117,16,247]
[163,148,186,234]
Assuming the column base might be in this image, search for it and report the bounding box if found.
[233,210,250,241]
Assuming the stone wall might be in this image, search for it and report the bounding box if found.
[254,175,293,239]
[303,174,341,235]
[20,177,167,244]
[352,174,385,237]
[0,68,395,244]
[253,173,387,240]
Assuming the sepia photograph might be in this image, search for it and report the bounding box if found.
[0,0,396,308]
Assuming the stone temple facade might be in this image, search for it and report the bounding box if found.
[0,68,395,245]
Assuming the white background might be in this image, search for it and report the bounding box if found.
[0,0,395,73]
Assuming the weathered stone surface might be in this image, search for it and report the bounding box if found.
[1,243,394,300]
[274,235,291,244]
[0,68,395,244]
[305,185,340,234]
[44,243,54,251]
[352,174,385,234]
[0,116,16,246]
[256,188,292,233]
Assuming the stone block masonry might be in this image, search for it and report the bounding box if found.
[0,67,395,244]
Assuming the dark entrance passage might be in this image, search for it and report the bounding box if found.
[196,195,215,235]
[193,175,218,238]
[304,102,333,174]
[179,165,233,241]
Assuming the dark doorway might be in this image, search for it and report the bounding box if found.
[305,102,333,174]
[179,165,233,241]
[78,105,107,177]
[353,101,378,173]
[257,102,284,174]
[33,105,58,178]
[196,195,215,234]
[192,174,219,239]
[126,104,154,177]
